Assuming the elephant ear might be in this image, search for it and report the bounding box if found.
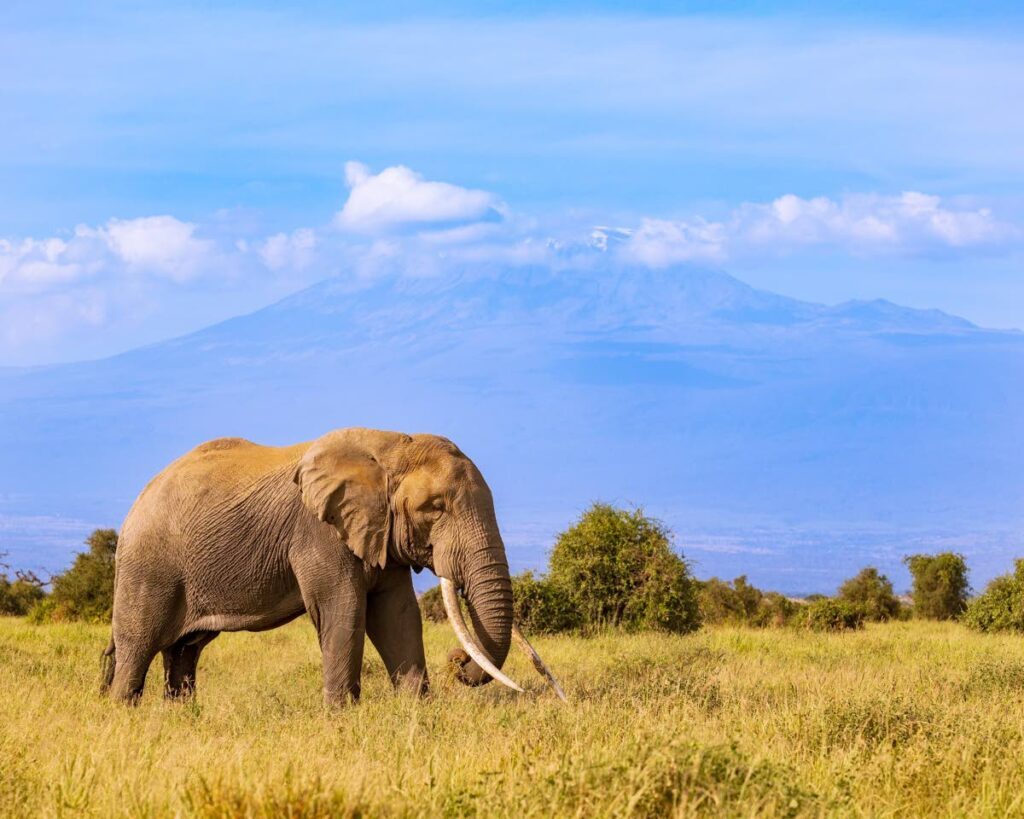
[293,431,391,569]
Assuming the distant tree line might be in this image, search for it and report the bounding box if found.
[424,508,992,634]
[4,508,1021,636]
[422,505,993,635]
[0,530,117,623]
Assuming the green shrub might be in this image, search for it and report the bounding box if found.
[837,567,900,622]
[511,571,581,634]
[751,592,800,628]
[419,572,581,634]
[963,560,1024,633]
[699,577,799,628]
[548,503,701,634]
[0,571,46,616]
[699,576,758,625]
[418,585,447,623]
[798,598,864,632]
[903,552,969,620]
[30,529,117,623]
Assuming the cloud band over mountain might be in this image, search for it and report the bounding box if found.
[1,163,1020,365]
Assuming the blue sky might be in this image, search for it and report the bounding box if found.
[2,1,1023,364]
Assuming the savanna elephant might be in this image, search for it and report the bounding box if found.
[101,428,563,705]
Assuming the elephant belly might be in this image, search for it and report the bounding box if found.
[181,522,307,630]
[182,544,306,633]
[186,589,303,634]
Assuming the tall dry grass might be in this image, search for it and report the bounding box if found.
[2,617,1024,817]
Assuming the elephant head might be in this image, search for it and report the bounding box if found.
[294,427,563,697]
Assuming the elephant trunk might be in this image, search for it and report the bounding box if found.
[444,525,513,687]
[441,579,521,691]
[439,515,568,701]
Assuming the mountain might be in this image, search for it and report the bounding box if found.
[2,264,1021,593]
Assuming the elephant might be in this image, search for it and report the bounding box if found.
[101,427,563,705]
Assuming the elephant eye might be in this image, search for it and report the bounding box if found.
[427,498,445,519]
[417,496,444,517]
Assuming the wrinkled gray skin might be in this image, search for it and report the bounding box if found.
[102,428,512,705]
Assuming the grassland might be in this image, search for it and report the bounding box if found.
[2,618,1024,817]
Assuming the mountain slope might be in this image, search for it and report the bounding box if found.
[2,264,1021,591]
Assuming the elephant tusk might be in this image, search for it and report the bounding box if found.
[512,623,568,703]
[440,578,525,694]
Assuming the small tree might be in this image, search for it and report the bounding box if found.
[31,529,117,623]
[699,576,762,625]
[548,503,700,633]
[0,569,46,616]
[699,577,797,628]
[511,571,581,634]
[963,560,1024,633]
[903,552,969,620]
[799,598,864,632]
[698,577,749,625]
[750,592,800,628]
[837,567,900,622]
[418,585,447,623]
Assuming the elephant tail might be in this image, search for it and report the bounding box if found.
[100,558,119,694]
[100,637,116,693]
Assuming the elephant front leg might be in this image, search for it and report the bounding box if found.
[367,566,429,696]
[292,549,369,706]
[308,596,367,705]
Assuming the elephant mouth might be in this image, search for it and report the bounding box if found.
[439,578,567,702]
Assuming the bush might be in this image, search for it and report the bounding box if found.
[798,598,864,632]
[904,552,969,620]
[963,560,1024,633]
[30,529,117,623]
[837,567,900,622]
[419,572,581,634]
[751,592,800,628]
[418,585,447,623]
[548,503,701,634]
[0,571,46,616]
[698,576,759,625]
[511,571,581,634]
[698,576,798,627]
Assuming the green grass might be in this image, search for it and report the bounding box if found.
[2,618,1024,817]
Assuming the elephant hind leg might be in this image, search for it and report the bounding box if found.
[108,643,158,704]
[162,631,218,700]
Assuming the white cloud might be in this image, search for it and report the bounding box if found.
[614,219,727,267]
[0,235,103,294]
[0,214,316,362]
[258,228,317,272]
[619,191,1018,267]
[738,192,1011,250]
[94,216,214,282]
[1,215,220,296]
[335,161,505,235]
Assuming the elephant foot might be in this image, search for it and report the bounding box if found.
[323,683,361,708]
[392,668,430,697]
